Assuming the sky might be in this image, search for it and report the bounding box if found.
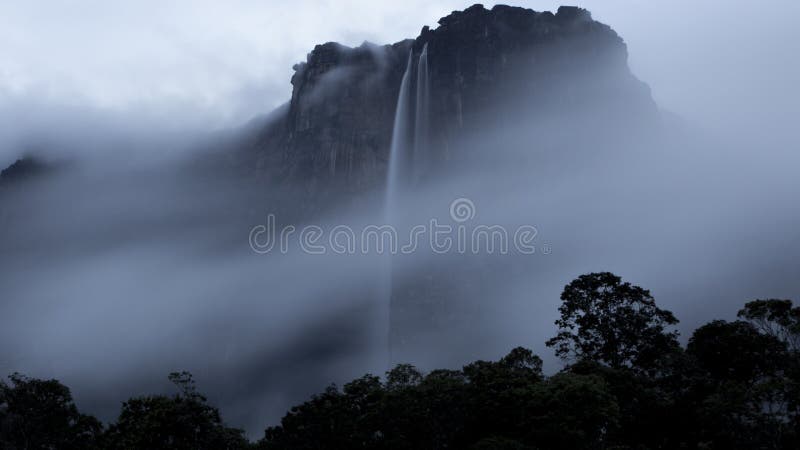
[1,0,800,436]
[1,0,798,150]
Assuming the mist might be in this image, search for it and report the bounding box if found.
[2,0,800,438]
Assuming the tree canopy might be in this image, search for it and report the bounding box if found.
[546,272,680,371]
[2,272,798,449]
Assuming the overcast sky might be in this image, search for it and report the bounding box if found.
[2,1,799,434]
[1,0,799,157]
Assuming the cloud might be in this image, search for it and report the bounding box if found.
[1,0,800,438]
[0,0,466,126]
[2,0,798,139]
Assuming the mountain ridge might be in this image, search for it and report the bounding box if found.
[245,4,657,195]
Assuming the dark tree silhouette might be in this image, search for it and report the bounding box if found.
[0,373,102,450]
[103,371,250,450]
[688,320,787,383]
[385,364,423,391]
[4,279,800,449]
[687,320,796,449]
[546,272,680,371]
[738,299,800,351]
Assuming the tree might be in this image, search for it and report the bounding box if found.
[0,373,102,450]
[737,299,800,445]
[688,320,787,384]
[259,349,544,450]
[546,272,679,371]
[463,347,543,387]
[687,320,795,449]
[461,348,544,445]
[738,299,800,351]
[104,371,249,450]
[262,375,386,450]
[385,364,423,391]
[526,372,619,450]
[567,358,692,449]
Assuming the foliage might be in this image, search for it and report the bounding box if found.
[3,273,799,449]
[738,299,800,351]
[545,272,680,372]
[0,373,102,450]
[687,320,797,449]
[102,371,250,450]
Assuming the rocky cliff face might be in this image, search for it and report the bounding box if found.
[244,4,660,365]
[250,4,656,194]
[0,157,49,188]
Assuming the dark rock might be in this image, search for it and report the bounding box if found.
[239,4,661,364]
[281,40,412,194]
[0,157,49,187]
[248,3,656,196]
[556,5,592,22]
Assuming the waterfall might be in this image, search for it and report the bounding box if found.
[384,44,431,365]
[382,49,414,366]
[413,43,429,184]
[385,50,415,214]
[387,43,431,212]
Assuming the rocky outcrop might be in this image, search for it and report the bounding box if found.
[0,157,49,188]
[242,4,660,365]
[249,4,657,194]
[280,41,412,191]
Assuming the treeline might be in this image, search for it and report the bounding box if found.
[2,272,799,449]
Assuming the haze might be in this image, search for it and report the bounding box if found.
[1,0,799,437]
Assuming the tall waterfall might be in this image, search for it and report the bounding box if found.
[413,43,430,184]
[386,43,430,213]
[385,50,415,214]
[382,49,414,366]
[384,44,431,364]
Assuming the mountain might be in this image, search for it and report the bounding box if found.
[245,4,657,195]
[0,157,49,188]
[0,4,663,373]
[236,4,661,365]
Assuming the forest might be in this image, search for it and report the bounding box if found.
[2,272,798,449]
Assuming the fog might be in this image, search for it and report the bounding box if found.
[2,0,800,438]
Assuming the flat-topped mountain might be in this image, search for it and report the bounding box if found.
[248,4,657,193]
[237,4,662,364]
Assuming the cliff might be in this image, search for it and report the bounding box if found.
[0,157,49,188]
[248,4,657,194]
[241,4,660,364]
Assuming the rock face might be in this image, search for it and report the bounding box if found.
[280,41,411,192]
[245,4,659,365]
[250,4,656,194]
[0,157,49,188]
